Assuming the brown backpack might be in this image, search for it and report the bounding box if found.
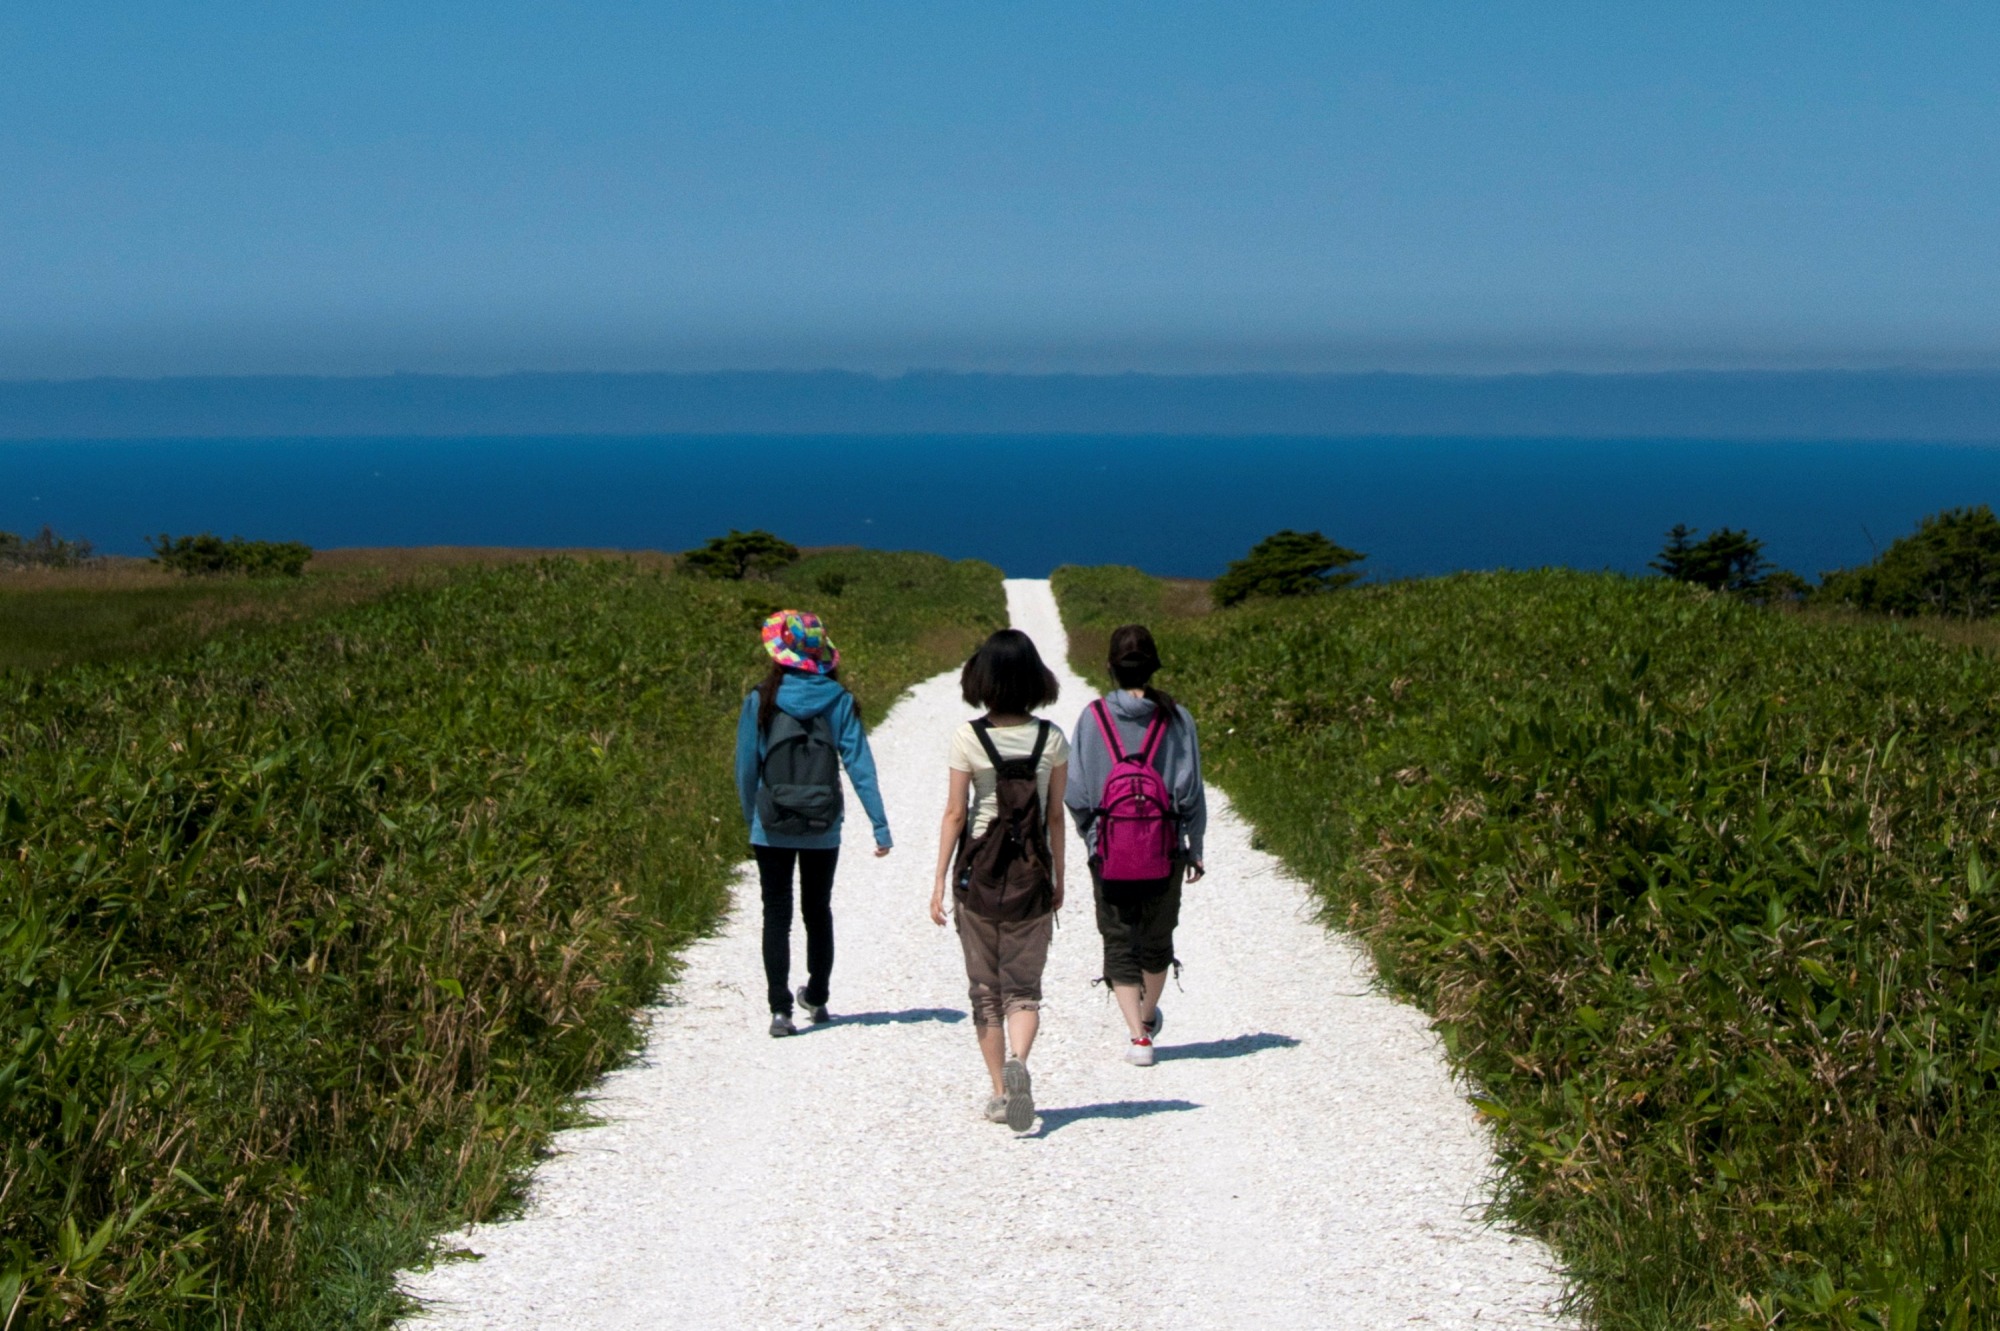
[953,719,1055,922]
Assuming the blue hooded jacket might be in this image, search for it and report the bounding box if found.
[735,672,892,851]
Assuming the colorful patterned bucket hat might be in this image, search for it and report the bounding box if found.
[760,609,840,674]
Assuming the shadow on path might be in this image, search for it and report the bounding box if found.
[801,1007,968,1033]
[1155,1032,1300,1062]
[1028,1099,1201,1138]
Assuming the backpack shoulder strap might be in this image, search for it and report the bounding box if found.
[758,709,800,776]
[1027,719,1051,767]
[969,717,1007,769]
[1138,708,1171,766]
[1090,699,1128,762]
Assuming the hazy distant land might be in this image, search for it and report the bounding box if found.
[5,369,2000,440]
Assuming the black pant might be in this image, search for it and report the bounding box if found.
[1092,863,1183,988]
[754,845,839,1014]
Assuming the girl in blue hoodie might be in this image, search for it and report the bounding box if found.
[735,609,892,1037]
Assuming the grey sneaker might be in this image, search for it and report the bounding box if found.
[1144,1007,1164,1042]
[983,1094,1010,1124]
[796,986,829,1025]
[1001,1057,1035,1132]
[1125,1037,1156,1067]
[769,1012,796,1038]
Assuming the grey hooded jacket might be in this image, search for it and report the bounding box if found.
[1063,690,1208,864]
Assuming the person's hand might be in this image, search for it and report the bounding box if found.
[929,885,948,927]
[874,845,892,858]
[1185,860,1206,883]
[1051,878,1066,913]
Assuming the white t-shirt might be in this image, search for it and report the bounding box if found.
[947,719,1071,838]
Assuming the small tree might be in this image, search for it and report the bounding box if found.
[148,533,312,578]
[1761,568,1812,604]
[680,529,800,581]
[1212,529,1366,608]
[0,526,94,569]
[1651,525,1771,594]
[1819,505,2000,617]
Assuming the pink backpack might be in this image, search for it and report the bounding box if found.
[1090,700,1177,881]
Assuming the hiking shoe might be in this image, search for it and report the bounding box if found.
[1144,1007,1164,1042]
[795,986,829,1025]
[1001,1058,1035,1132]
[983,1094,1010,1124]
[768,1012,796,1038]
[1126,1036,1156,1067]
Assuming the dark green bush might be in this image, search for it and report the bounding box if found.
[1651,523,1773,594]
[679,529,799,581]
[0,527,94,570]
[1819,505,2000,618]
[1210,529,1364,607]
[148,533,312,578]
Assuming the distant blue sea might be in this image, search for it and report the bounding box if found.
[5,435,2000,581]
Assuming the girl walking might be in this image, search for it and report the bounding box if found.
[736,609,892,1038]
[1065,623,1207,1066]
[930,629,1069,1131]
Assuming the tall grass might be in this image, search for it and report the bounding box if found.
[1,552,1001,1330]
[1054,565,2000,1329]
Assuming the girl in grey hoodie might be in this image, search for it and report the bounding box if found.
[1063,624,1207,1066]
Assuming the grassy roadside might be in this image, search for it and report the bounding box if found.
[1044,564,1209,682]
[1,550,1001,1330]
[1053,563,2000,1329]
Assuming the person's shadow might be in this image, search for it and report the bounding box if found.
[1155,1032,1300,1062]
[798,1007,967,1032]
[1026,1099,1201,1138]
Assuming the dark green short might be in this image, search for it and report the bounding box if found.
[1091,862,1183,986]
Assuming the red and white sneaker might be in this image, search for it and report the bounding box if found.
[1125,1036,1156,1067]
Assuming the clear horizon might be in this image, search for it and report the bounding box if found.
[7,5,2000,379]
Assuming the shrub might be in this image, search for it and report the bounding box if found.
[1818,505,2000,617]
[0,526,94,570]
[680,529,799,580]
[148,533,312,578]
[1210,529,1364,608]
[1650,523,1773,594]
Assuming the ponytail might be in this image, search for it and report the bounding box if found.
[756,664,786,732]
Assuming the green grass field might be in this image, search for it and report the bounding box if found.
[1054,564,2000,1330]
[1,549,1002,1330]
[0,548,689,674]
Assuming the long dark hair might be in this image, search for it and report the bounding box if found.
[757,661,847,731]
[1107,623,1178,726]
[960,629,1059,715]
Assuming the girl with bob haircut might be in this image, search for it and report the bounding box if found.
[1064,623,1207,1066]
[931,628,1069,1130]
[735,609,892,1039]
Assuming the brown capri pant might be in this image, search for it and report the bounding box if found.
[954,906,1055,1029]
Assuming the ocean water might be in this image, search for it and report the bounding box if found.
[4,435,1999,580]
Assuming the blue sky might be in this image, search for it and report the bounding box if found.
[4,4,1999,377]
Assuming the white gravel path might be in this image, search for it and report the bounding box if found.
[401,578,1573,1330]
